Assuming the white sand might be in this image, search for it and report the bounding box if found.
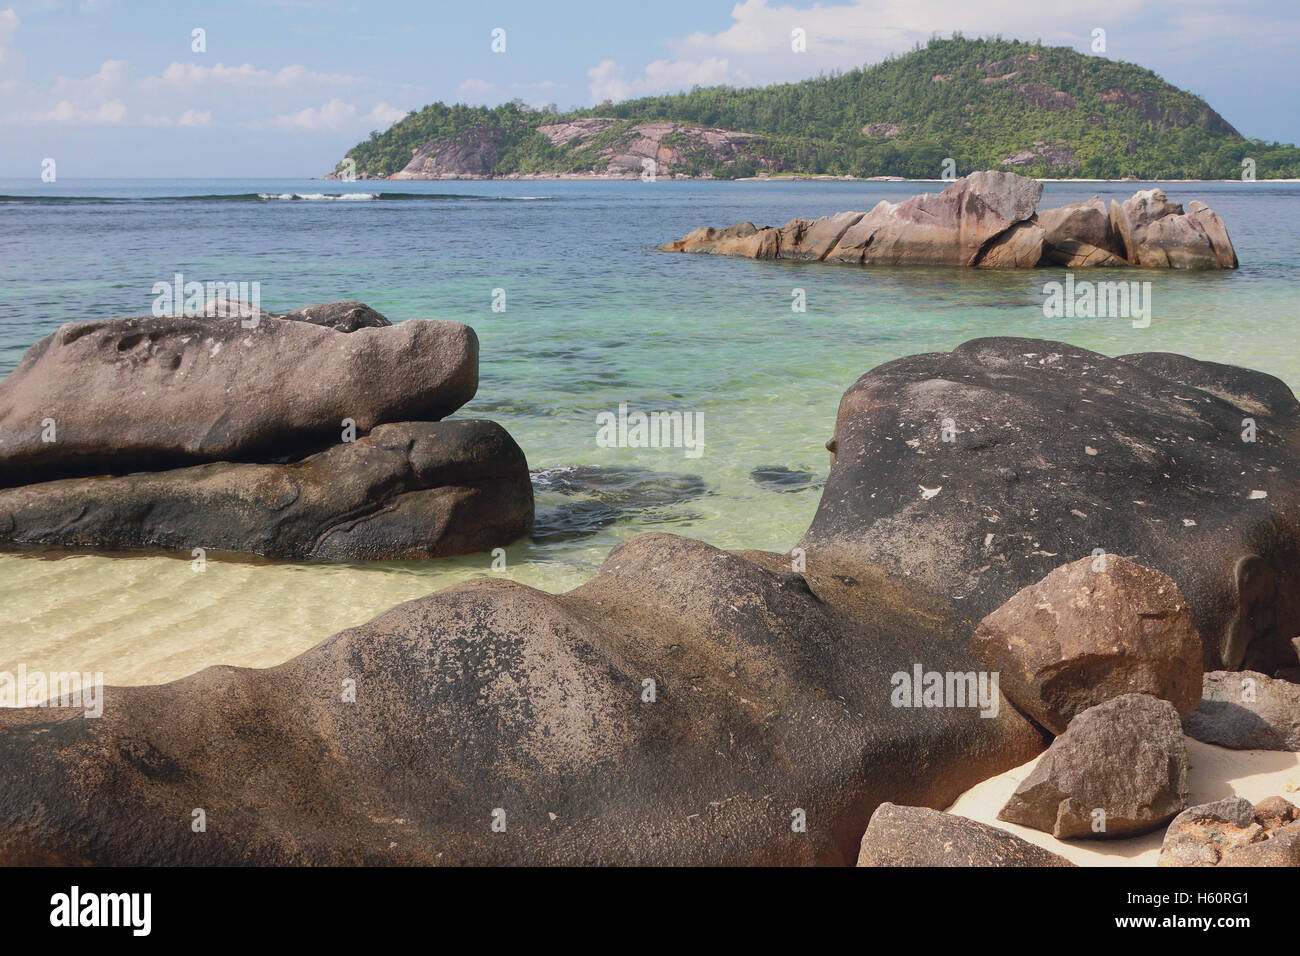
[946,737,1300,865]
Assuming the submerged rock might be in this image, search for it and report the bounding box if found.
[749,465,821,493]
[857,803,1074,867]
[530,465,710,542]
[998,694,1189,839]
[661,172,1237,269]
[971,556,1202,733]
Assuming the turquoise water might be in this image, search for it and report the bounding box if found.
[1,178,1297,685]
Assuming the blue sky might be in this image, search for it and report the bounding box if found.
[1,0,1297,177]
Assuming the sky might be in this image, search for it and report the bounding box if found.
[1,0,1297,178]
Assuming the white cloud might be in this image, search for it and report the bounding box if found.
[588,56,744,104]
[669,0,1141,66]
[587,60,628,103]
[44,97,127,124]
[1,47,411,130]
[253,97,358,131]
[0,7,19,69]
[585,0,1254,105]
[457,77,563,107]
[148,61,368,92]
[248,98,406,132]
[366,101,408,127]
[457,77,497,103]
[51,58,127,97]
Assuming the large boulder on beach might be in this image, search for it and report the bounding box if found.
[802,337,1300,674]
[1181,671,1300,751]
[0,311,477,486]
[998,694,1189,839]
[0,533,1046,866]
[1159,796,1300,866]
[0,420,533,560]
[971,556,1202,733]
[857,803,1074,867]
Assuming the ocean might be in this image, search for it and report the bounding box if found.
[1,177,1297,686]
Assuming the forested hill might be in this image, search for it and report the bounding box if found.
[333,36,1300,180]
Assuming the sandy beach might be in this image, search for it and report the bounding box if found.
[948,738,1300,865]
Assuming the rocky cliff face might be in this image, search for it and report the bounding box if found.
[532,119,777,178]
[390,126,508,179]
[334,119,788,180]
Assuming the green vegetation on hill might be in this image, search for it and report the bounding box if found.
[338,36,1300,180]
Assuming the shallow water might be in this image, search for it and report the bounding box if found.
[1,177,1297,685]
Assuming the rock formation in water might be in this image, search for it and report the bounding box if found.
[0,302,532,560]
[2,336,1297,865]
[659,172,1238,269]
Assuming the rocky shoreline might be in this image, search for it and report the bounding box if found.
[0,328,1296,866]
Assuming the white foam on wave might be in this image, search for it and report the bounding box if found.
[256,192,379,201]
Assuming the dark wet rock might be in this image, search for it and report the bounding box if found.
[277,300,391,333]
[998,694,1189,839]
[972,556,1202,733]
[802,337,1300,674]
[857,803,1074,867]
[0,420,532,560]
[1181,670,1300,751]
[662,173,1236,269]
[530,465,710,543]
[0,533,1045,865]
[0,311,477,486]
[1159,796,1300,866]
[749,465,821,493]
